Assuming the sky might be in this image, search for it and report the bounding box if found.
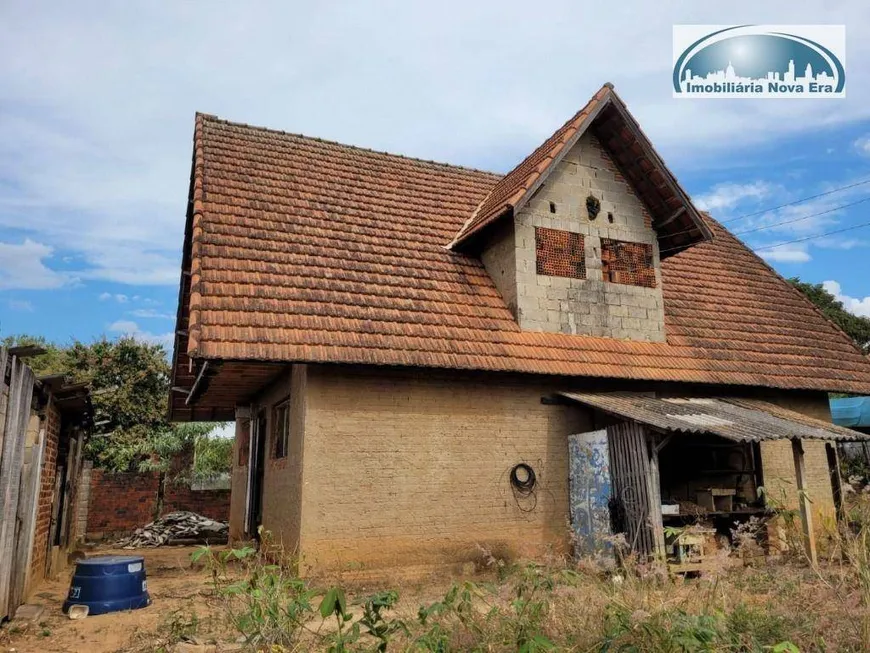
[2,0,870,351]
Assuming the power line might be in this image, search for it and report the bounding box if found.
[719,176,870,225]
[732,196,870,237]
[752,219,870,253]
[656,188,870,248]
[659,210,870,256]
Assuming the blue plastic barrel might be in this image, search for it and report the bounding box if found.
[62,555,151,616]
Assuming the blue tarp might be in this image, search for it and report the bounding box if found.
[830,396,870,428]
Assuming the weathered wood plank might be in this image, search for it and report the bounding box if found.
[10,424,46,608]
[0,356,36,619]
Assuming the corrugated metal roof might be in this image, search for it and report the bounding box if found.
[559,392,869,442]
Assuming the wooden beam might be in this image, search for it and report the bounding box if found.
[826,443,845,523]
[185,360,211,406]
[657,207,686,229]
[792,439,818,565]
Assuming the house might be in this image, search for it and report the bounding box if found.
[0,347,92,621]
[169,84,870,575]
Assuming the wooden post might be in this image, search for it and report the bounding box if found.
[647,434,666,560]
[792,438,817,566]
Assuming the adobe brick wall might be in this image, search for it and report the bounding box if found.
[29,401,60,587]
[758,392,837,534]
[237,365,843,574]
[229,366,305,553]
[481,130,665,342]
[293,365,591,575]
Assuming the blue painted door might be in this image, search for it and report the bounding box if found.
[568,430,613,555]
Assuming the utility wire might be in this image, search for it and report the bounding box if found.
[656,192,870,249]
[719,176,870,225]
[751,220,870,252]
[732,196,870,237]
[658,196,870,257]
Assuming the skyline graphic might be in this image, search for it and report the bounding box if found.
[680,58,835,91]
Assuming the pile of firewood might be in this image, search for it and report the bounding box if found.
[115,511,228,548]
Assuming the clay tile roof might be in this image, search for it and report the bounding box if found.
[169,105,870,411]
[449,83,712,256]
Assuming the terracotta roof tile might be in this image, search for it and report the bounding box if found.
[173,112,870,396]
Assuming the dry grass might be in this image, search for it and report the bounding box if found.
[58,491,870,652]
[173,502,870,653]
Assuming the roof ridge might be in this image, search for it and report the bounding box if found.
[449,84,612,247]
[197,113,503,178]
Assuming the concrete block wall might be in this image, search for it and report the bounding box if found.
[482,131,665,342]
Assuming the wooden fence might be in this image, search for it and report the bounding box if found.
[0,347,39,621]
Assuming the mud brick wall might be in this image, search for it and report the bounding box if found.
[292,365,592,576]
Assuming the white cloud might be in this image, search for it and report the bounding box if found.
[98,292,131,303]
[129,308,174,319]
[694,182,772,212]
[8,299,34,312]
[0,239,69,290]
[2,0,870,289]
[815,237,868,250]
[822,280,870,318]
[108,319,174,350]
[854,135,870,156]
[757,244,811,263]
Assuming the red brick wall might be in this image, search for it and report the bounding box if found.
[164,483,231,521]
[86,469,161,537]
[29,401,60,585]
[85,465,230,538]
[600,238,656,288]
[535,227,586,279]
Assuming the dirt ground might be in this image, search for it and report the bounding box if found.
[0,546,220,653]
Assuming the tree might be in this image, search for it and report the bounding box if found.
[789,278,870,352]
[137,422,231,483]
[2,333,232,476]
[1,334,67,376]
[65,336,175,470]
